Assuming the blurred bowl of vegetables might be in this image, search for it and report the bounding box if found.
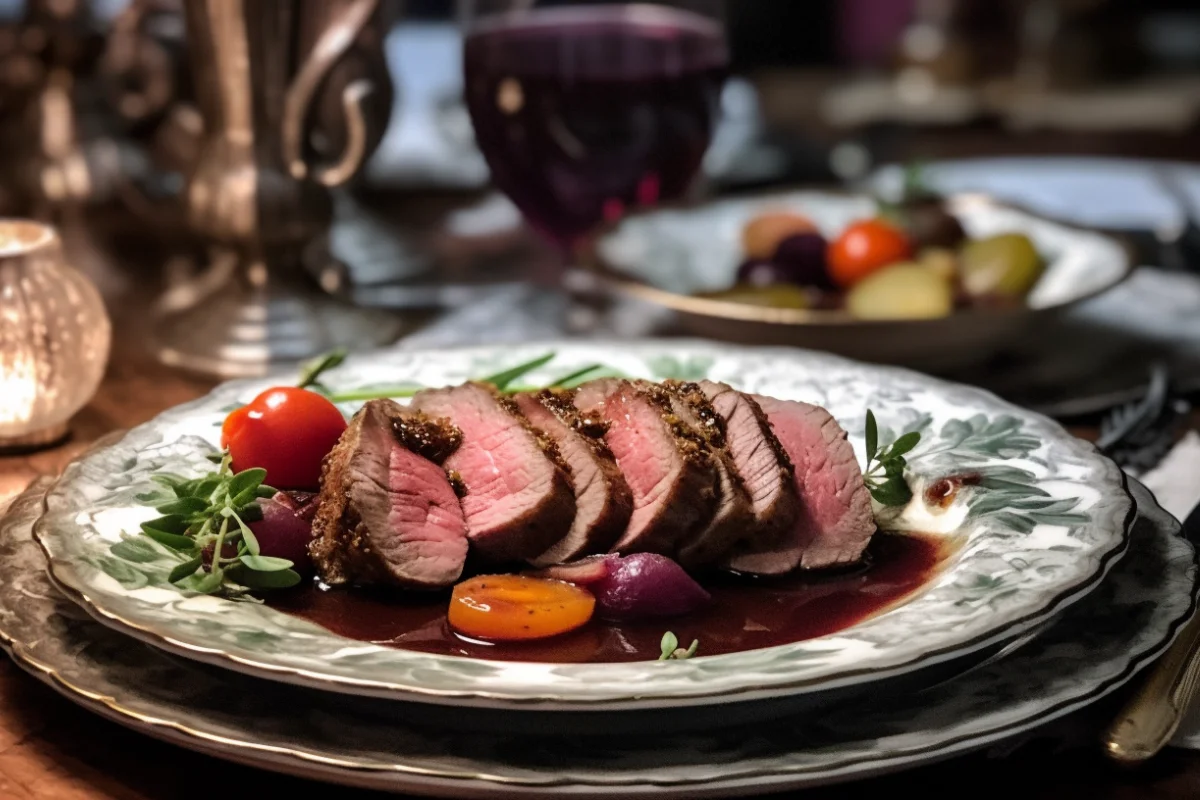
[582,191,1132,372]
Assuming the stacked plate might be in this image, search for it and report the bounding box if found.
[5,341,1197,797]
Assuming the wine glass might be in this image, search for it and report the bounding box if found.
[458,0,728,257]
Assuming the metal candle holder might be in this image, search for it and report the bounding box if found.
[150,0,401,377]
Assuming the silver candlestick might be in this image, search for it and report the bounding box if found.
[150,0,402,377]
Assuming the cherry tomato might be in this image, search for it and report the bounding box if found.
[221,387,347,490]
[827,218,913,288]
[449,575,596,641]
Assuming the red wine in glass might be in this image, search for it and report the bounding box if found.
[463,4,728,249]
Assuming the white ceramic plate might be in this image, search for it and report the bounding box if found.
[585,193,1131,371]
[6,477,1188,797]
[33,341,1133,710]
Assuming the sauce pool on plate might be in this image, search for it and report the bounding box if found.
[266,532,954,664]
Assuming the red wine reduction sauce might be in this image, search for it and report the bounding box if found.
[267,533,952,664]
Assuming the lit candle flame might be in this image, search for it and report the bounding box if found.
[0,354,39,431]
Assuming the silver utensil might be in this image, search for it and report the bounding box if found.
[1103,493,1200,762]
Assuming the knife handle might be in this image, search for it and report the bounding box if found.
[1104,610,1200,763]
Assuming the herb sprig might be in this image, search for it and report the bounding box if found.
[864,410,920,507]
[135,453,299,596]
[658,631,699,660]
[313,351,607,404]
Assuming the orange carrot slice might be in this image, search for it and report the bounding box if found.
[449,575,595,641]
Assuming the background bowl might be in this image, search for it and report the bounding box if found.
[584,191,1133,372]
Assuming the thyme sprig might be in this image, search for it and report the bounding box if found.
[132,453,299,596]
[864,409,920,507]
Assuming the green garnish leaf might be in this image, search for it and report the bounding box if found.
[205,452,226,465]
[864,409,920,508]
[237,502,264,524]
[658,631,699,660]
[659,631,679,660]
[297,348,348,390]
[141,515,190,535]
[548,363,606,389]
[887,431,921,460]
[255,484,278,498]
[142,528,198,552]
[868,477,913,507]
[865,410,878,462]
[232,513,260,556]
[239,555,294,572]
[479,352,556,391]
[150,474,192,490]
[227,468,267,499]
[155,496,209,516]
[231,566,302,590]
[168,556,203,583]
[190,569,225,594]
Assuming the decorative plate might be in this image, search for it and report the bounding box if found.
[33,341,1133,709]
[584,193,1132,371]
[6,477,1190,797]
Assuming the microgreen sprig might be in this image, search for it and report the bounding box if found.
[864,410,920,507]
[658,631,700,661]
[136,454,299,597]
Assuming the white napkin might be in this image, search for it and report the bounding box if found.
[1138,432,1200,748]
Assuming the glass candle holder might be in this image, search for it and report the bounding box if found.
[0,220,111,449]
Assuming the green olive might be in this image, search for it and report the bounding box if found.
[959,233,1044,298]
[845,263,953,320]
[702,283,810,309]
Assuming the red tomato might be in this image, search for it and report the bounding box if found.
[221,387,347,490]
[827,219,913,288]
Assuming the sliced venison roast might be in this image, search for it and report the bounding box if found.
[741,396,876,571]
[410,382,575,562]
[310,399,469,589]
[574,380,717,556]
[697,381,799,566]
[514,389,633,566]
[660,381,755,569]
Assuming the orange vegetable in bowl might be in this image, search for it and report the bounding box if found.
[741,211,817,260]
[828,218,913,288]
[449,575,596,641]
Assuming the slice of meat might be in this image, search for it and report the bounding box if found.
[738,396,876,572]
[514,389,633,566]
[574,379,717,556]
[309,399,468,589]
[571,377,624,415]
[697,381,799,563]
[660,381,755,569]
[410,382,575,562]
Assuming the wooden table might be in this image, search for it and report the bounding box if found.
[0,338,1199,799]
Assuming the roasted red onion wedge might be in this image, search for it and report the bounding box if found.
[590,553,711,620]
